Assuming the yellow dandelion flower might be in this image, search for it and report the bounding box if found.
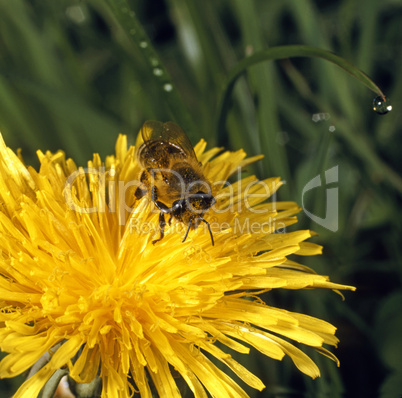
[0,124,355,398]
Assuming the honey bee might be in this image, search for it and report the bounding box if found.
[135,121,215,245]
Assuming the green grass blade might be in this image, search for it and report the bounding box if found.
[217,45,386,135]
[233,0,291,194]
[101,0,195,135]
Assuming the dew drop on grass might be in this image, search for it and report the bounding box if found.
[163,83,173,92]
[153,68,163,76]
[373,96,392,115]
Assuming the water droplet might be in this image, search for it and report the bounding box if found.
[153,68,163,76]
[139,41,148,48]
[312,112,330,122]
[65,5,86,24]
[150,57,159,67]
[329,125,336,132]
[163,83,173,92]
[373,96,392,115]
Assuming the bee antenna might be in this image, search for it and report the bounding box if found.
[201,217,214,246]
[182,217,214,246]
[182,217,193,243]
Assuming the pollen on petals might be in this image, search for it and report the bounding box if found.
[0,132,355,398]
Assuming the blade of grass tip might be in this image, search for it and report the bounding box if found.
[217,45,402,194]
[101,0,196,138]
[279,53,402,194]
[216,45,386,137]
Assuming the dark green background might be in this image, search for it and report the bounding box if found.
[0,0,401,396]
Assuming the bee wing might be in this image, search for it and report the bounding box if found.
[139,120,197,159]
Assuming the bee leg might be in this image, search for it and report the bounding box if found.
[151,187,170,244]
[168,214,173,226]
[153,199,170,213]
[182,216,195,243]
[152,212,166,245]
[151,185,158,202]
[200,217,215,246]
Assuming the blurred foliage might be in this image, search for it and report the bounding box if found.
[0,0,402,397]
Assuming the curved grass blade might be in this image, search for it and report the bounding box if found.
[216,45,402,193]
[216,45,385,135]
